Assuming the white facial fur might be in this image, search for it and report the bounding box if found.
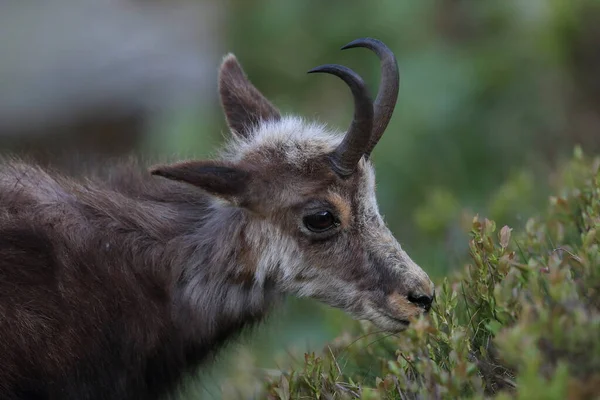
[218,116,434,331]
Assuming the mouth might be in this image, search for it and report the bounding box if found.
[368,309,411,332]
[382,312,410,327]
[359,303,416,332]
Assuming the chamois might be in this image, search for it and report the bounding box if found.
[0,38,434,399]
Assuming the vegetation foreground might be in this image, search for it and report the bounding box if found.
[245,149,600,399]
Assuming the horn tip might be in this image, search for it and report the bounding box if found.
[340,37,381,50]
[307,64,334,74]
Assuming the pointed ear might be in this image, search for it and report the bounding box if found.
[149,160,249,200]
[218,54,281,138]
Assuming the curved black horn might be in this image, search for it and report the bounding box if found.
[341,38,399,158]
[308,64,374,177]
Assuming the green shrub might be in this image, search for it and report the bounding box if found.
[257,148,600,399]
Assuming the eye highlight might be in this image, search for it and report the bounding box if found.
[303,211,340,233]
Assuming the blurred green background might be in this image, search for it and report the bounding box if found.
[2,0,600,398]
[162,1,600,397]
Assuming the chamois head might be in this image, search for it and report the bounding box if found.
[151,38,434,332]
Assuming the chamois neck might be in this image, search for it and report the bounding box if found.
[63,161,279,355]
[161,194,278,348]
[77,164,277,352]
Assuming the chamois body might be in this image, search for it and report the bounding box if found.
[0,160,272,399]
[0,38,435,399]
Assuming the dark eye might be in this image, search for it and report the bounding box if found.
[303,211,339,233]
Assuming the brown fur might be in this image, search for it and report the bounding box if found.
[389,293,421,320]
[0,47,434,399]
[326,192,352,228]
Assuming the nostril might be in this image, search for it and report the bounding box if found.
[407,293,434,312]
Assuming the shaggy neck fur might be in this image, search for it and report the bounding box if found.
[0,160,276,399]
[169,201,280,344]
[93,163,278,344]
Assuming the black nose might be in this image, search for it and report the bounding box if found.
[408,292,434,312]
